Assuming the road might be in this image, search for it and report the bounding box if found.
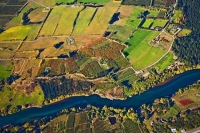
[187,127,200,133]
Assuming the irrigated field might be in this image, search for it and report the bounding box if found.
[40,6,65,36]
[72,7,96,35]
[54,6,83,35]
[124,29,166,70]
[85,1,120,34]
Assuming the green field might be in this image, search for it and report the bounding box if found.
[26,24,42,41]
[40,6,66,36]
[108,25,132,42]
[77,0,109,4]
[147,9,160,18]
[44,0,74,6]
[54,6,83,35]
[0,85,44,109]
[151,19,168,28]
[178,29,192,36]
[142,19,154,28]
[153,53,174,72]
[117,68,137,84]
[173,10,182,20]
[124,29,166,70]
[85,1,120,34]
[0,25,31,41]
[125,6,145,29]
[0,60,13,82]
[72,7,96,35]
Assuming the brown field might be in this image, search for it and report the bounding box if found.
[13,59,26,74]
[0,50,15,59]
[114,5,133,25]
[21,59,42,79]
[44,49,70,58]
[85,1,120,35]
[19,37,68,51]
[38,59,66,76]
[14,51,39,58]
[0,42,21,51]
[39,47,57,58]
[28,8,49,23]
[118,5,133,18]
[19,35,101,54]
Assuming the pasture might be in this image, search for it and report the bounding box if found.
[40,6,65,36]
[54,6,83,35]
[0,60,13,82]
[108,25,132,42]
[72,7,96,35]
[178,29,191,36]
[123,29,165,70]
[173,10,182,23]
[0,25,31,41]
[125,6,145,29]
[142,19,154,28]
[0,85,44,109]
[147,9,160,18]
[151,19,168,29]
[153,53,173,72]
[85,1,120,34]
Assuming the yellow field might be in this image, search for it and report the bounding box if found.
[72,7,96,35]
[39,6,66,36]
[0,26,31,41]
[26,24,42,41]
[85,1,120,35]
[54,6,83,36]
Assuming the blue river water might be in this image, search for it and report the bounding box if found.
[0,69,200,127]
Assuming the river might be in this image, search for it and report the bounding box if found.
[0,69,200,127]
